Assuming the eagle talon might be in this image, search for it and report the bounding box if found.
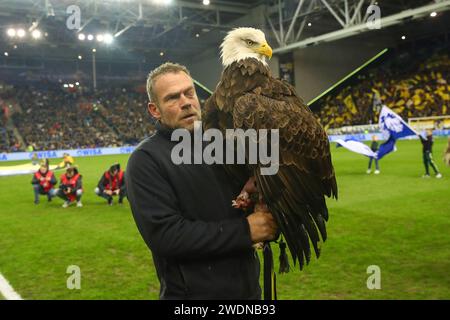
[252,242,264,250]
[232,191,253,209]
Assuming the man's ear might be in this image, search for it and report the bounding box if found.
[148,102,161,120]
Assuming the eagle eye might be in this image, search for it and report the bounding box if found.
[245,39,255,46]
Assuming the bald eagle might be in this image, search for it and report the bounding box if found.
[203,27,338,271]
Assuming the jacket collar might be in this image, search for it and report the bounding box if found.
[155,121,197,141]
[155,121,175,139]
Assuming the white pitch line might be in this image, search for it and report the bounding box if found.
[0,272,23,300]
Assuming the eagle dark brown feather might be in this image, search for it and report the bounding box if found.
[203,58,337,269]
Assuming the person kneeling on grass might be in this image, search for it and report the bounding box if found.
[95,163,126,205]
[57,166,83,208]
[31,163,57,204]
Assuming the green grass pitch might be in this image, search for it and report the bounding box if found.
[0,138,449,300]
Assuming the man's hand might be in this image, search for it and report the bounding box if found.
[114,189,120,195]
[246,211,278,244]
[104,190,113,196]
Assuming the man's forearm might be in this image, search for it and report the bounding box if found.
[133,211,253,260]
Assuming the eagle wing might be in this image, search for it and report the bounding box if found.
[233,87,337,269]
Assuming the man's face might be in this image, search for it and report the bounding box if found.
[66,171,74,178]
[39,166,47,174]
[148,71,201,131]
[111,169,118,176]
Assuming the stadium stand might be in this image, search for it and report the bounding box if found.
[1,42,448,153]
[314,43,450,130]
[94,87,155,146]
[0,85,155,152]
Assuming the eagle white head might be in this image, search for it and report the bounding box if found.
[220,27,273,67]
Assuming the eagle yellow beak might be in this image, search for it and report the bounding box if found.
[256,42,272,59]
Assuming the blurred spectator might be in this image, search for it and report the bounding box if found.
[56,153,75,169]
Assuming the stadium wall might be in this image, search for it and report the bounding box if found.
[0,146,136,162]
[188,52,223,91]
[188,52,280,92]
[2,131,449,162]
[292,35,394,102]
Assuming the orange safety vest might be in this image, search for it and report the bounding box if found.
[34,170,55,193]
[61,173,81,201]
[104,170,124,191]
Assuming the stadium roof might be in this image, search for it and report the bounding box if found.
[0,0,264,65]
[0,0,449,75]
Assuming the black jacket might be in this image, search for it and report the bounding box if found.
[370,141,379,152]
[126,124,261,300]
[420,135,433,153]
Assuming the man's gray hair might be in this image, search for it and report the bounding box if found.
[146,62,191,103]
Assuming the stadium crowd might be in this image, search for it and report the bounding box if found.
[0,85,155,152]
[94,87,155,145]
[1,44,449,153]
[315,47,450,129]
[0,127,19,152]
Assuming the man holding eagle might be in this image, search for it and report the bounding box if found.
[127,27,337,300]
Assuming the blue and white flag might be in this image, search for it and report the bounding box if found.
[335,139,377,158]
[375,105,418,159]
[376,136,397,160]
[379,105,419,139]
